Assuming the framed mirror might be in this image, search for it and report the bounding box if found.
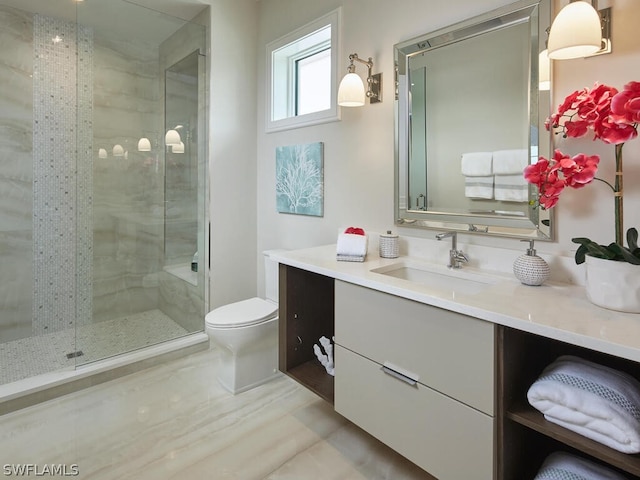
[394,0,553,239]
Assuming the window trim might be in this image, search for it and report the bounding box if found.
[265,8,341,133]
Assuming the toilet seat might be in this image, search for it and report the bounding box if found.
[205,297,277,328]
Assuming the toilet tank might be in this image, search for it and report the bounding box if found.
[263,250,286,303]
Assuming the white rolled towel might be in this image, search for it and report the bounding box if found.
[534,452,629,480]
[336,232,368,257]
[527,355,640,454]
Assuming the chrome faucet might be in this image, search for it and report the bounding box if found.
[435,231,469,269]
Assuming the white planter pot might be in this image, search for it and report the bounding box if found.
[585,255,640,314]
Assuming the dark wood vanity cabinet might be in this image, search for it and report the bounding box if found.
[497,326,640,480]
[278,264,334,403]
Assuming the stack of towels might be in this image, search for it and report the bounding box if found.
[461,149,529,202]
[527,355,640,454]
[336,227,368,262]
[534,452,629,480]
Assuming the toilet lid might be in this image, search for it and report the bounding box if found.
[205,297,277,328]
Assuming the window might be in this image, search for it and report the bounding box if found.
[266,8,340,132]
[296,48,331,115]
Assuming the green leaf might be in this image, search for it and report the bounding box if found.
[627,228,639,251]
[572,233,640,265]
[609,243,640,265]
[588,243,618,260]
[574,244,588,264]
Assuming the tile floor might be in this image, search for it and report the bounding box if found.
[0,348,432,480]
[0,310,188,385]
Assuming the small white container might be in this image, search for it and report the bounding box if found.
[379,231,399,258]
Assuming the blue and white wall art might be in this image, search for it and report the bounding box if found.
[276,142,324,216]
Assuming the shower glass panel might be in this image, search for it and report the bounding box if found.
[0,0,207,385]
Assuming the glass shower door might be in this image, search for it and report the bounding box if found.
[74,1,207,365]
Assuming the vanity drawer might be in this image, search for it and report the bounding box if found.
[335,280,494,415]
[335,345,494,479]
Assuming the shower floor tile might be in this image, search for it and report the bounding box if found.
[0,310,188,385]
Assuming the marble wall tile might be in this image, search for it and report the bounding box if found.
[159,271,203,332]
[0,5,33,342]
[0,230,32,342]
[91,31,164,325]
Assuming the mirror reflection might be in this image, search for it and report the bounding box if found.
[395,0,552,239]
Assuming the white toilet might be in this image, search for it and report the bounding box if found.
[205,250,282,394]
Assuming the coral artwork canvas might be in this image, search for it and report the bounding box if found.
[275,142,324,217]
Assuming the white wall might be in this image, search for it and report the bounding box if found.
[254,0,640,293]
[206,0,259,308]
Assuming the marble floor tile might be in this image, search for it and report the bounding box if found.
[0,348,433,479]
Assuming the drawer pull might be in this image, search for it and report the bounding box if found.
[381,361,419,386]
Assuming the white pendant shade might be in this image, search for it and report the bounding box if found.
[338,72,366,107]
[137,137,151,151]
[98,148,107,159]
[547,1,602,60]
[538,49,550,91]
[112,144,124,157]
[172,141,185,154]
[165,129,182,146]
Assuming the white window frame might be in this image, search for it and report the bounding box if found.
[265,8,341,133]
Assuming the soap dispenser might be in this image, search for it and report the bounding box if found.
[513,239,550,286]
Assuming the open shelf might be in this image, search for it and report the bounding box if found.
[278,264,335,404]
[507,401,640,477]
[498,325,640,480]
[287,360,334,404]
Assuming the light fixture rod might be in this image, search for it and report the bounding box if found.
[346,53,382,103]
[348,53,373,70]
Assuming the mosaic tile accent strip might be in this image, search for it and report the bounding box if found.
[0,310,188,385]
[32,15,94,334]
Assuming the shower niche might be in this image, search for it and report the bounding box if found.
[163,50,205,287]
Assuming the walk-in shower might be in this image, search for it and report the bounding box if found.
[0,0,208,401]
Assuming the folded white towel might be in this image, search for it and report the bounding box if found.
[494,174,528,202]
[527,355,640,454]
[493,149,528,175]
[461,152,493,176]
[336,233,368,258]
[534,452,629,480]
[336,253,366,262]
[465,176,494,199]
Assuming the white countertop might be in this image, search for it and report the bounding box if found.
[272,245,640,363]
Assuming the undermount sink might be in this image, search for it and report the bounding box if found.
[370,261,499,295]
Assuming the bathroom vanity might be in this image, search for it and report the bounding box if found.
[274,246,640,480]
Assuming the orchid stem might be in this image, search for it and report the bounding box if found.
[614,143,624,245]
[593,177,615,192]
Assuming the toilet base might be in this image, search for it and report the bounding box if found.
[217,370,281,395]
[213,334,281,395]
